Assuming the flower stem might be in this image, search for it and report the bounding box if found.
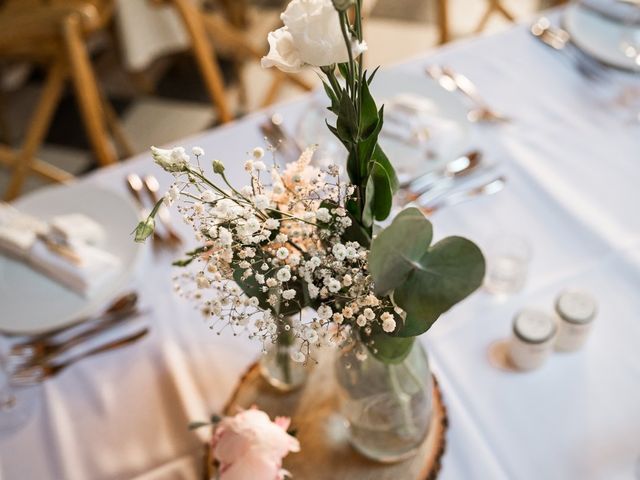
[387,364,417,437]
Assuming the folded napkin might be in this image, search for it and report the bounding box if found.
[0,204,121,296]
[49,213,106,245]
[0,204,47,260]
[29,238,121,297]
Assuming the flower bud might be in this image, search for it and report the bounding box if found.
[212,159,225,174]
[134,217,155,243]
[332,0,355,11]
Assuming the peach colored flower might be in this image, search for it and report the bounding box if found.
[211,408,300,480]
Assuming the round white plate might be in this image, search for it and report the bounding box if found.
[296,68,473,179]
[564,3,640,71]
[0,183,142,334]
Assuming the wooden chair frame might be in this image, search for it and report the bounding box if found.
[0,5,133,200]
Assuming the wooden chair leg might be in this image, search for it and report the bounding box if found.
[98,89,136,158]
[495,1,516,22]
[171,0,233,123]
[201,13,314,92]
[4,61,67,201]
[62,13,117,167]
[437,0,450,44]
[261,73,287,108]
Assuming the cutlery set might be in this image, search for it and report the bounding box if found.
[397,150,506,215]
[530,17,609,83]
[5,292,149,385]
[426,65,511,123]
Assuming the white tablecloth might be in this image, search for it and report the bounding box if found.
[2,17,640,480]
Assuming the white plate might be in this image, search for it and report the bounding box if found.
[296,68,473,179]
[0,183,142,334]
[564,3,640,71]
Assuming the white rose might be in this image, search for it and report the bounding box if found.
[261,0,367,72]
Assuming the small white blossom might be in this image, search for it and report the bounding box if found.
[276,247,290,260]
[317,305,333,320]
[316,208,331,223]
[192,146,204,157]
[201,190,216,202]
[282,289,296,300]
[276,267,291,283]
[356,315,367,327]
[381,312,396,333]
[252,147,265,159]
[291,351,306,363]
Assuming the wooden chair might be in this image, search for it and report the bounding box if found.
[0,0,133,200]
[154,0,313,113]
[436,0,515,43]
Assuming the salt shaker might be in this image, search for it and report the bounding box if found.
[509,308,556,371]
[554,289,597,352]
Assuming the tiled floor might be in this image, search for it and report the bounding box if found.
[0,0,548,198]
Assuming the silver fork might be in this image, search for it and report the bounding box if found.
[530,17,609,83]
[259,116,303,164]
[10,328,149,385]
[426,65,509,123]
[418,175,507,215]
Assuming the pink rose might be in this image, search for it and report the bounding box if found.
[211,408,300,480]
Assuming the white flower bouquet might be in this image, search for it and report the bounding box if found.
[135,0,486,368]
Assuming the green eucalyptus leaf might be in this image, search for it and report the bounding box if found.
[394,236,486,333]
[395,313,433,337]
[369,207,433,295]
[368,333,414,364]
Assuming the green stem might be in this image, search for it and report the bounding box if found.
[387,364,417,437]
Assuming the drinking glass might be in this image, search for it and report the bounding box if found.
[484,234,532,296]
[0,336,37,436]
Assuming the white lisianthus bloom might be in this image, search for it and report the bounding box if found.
[151,146,189,172]
[261,0,367,72]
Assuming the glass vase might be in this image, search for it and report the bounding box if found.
[335,341,433,463]
[259,326,308,393]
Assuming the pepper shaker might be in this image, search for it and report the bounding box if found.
[554,289,597,352]
[509,308,556,370]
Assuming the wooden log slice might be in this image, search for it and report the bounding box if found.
[206,356,448,480]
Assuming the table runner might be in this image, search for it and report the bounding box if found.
[1,16,639,480]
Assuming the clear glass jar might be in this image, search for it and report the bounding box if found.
[259,339,309,393]
[335,341,432,463]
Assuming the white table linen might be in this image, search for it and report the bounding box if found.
[1,16,640,480]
